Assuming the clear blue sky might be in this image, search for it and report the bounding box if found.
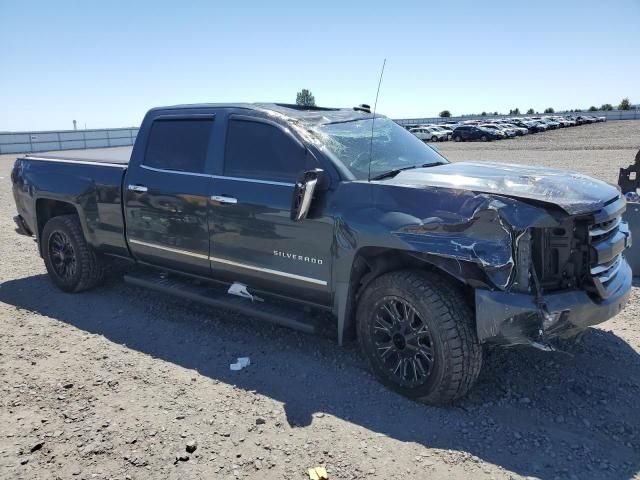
[1,0,638,131]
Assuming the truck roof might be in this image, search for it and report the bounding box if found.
[149,102,379,126]
[21,103,379,166]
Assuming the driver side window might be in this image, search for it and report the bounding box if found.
[224,119,309,183]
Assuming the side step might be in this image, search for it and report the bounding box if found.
[123,270,330,336]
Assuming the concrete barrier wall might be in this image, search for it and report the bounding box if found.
[0,128,139,154]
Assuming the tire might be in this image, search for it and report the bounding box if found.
[481,135,488,142]
[431,136,437,142]
[453,135,461,142]
[41,214,104,293]
[356,270,482,405]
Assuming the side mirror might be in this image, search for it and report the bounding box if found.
[291,169,323,221]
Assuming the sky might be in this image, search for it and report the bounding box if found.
[1,0,639,131]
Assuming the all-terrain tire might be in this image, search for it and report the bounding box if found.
[41,214,104,293]
[356,270,482,405]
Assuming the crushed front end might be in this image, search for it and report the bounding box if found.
[476,194,632,346]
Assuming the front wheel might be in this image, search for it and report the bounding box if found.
[41,214,105,293]
[356,270,482,405]
[453,135,461,142]
[481,135,488,142]
[431,136,437,142]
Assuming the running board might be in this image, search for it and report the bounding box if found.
[123,270,328,335]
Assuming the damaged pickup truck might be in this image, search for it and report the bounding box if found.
[11,103,632,404]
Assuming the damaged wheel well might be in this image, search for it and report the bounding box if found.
[340,247,474,342]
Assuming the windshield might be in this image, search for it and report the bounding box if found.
[312,117,448,180]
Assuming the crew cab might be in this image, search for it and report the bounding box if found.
[11,103,633,404]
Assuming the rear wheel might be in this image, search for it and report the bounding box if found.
[41,214,104,293]
[481,135,488,142]
[431,135,437,142]
[453,135,461,142]
[356,270,482,405]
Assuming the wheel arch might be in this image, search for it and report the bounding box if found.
[335,246,476,345]
[35,198,80,255]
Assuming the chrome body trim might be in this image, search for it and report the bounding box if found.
[209,255,327,286]
[128,240,327,286]
[128,239,209,260]
[138,164,294,187]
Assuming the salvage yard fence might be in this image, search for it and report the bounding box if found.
[394,109,640,126]
[0,127,139,155]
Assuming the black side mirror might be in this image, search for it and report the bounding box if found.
[291,169,323,221]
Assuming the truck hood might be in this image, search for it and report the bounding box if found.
[385,161,620,215]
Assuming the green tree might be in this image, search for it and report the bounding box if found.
[544,107,555,114]
[509,108,520,115]
[439,110,451,118]
[480,111,487,116]
[588,106,598,112]
[493,111,498,115]
[526,108,534,114]
[295,89,316,107]
[619,97,631,110]
[600,104,613,111]
[574,108,582,112]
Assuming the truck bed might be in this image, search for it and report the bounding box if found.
[24,146,132,165]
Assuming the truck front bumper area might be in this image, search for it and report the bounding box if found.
[475,259,633,345]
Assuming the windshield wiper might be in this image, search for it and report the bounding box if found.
[370,163,438,181]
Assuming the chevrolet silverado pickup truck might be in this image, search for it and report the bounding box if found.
[11,103,633,404]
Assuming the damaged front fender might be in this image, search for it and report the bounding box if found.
[379,187,559,290]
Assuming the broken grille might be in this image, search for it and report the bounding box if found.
[588,195,630,299]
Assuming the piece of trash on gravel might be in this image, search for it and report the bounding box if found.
[308,466,328,480]
[230,357,250,371]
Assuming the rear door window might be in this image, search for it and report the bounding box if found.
[144,118,213,173]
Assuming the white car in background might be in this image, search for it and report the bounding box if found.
[501,123,529,136]
[427,124,454,140]
[409,126,449,142]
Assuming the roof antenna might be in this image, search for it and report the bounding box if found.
[368,58,386,182]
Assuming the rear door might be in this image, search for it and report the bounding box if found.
[124,115,216,276]
[208,113,333,305]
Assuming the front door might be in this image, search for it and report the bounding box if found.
[124,116,215,276]
[208,114,333,305]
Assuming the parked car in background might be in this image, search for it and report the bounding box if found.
[502,123,528,136]
[428,125,454,139]
[410,126,449,142]
[481,124,513,138]
[539,118,560,129]
[525,120,545,133]
[510,119,538,133]
[452,125,499,142]
[575,115,595,124]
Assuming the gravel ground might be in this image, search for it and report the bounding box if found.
[1,121,640,480]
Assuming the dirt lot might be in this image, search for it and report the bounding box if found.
[1,121,639,480]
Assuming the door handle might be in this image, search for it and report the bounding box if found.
[128,184,148,193]
[211,195,238,205]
